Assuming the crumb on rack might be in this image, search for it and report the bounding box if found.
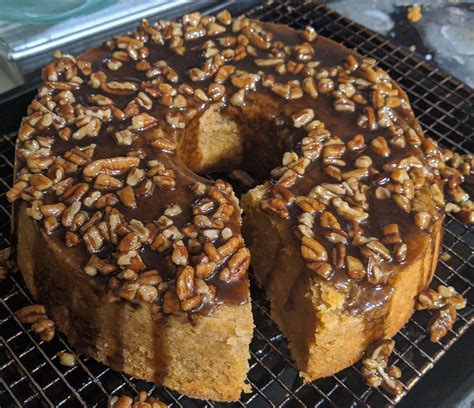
[57,351,77,367]
[108,391,168,408]
[15,304,56,342]
[415,285,466,342]
[441,252,451,262]
[407,5,422,23]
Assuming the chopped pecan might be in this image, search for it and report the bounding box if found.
[196,261,217,279]
[29,174,53,191]
[346,256,366,280]
[362,339,402,396]
[176,266,195,301]
[151,137,177,152]
[416,285,466,311]
[62,182,89,204]
[109,391,167,408]
[220,247,250,282]
[172,240,189,266]
[58,351,77,367]
[117,186,137,208]
[307,261,333,280]
[101,81,138,95]
[291,108,314,128]
[129,112,158,130]
[428,305,456,342]
[94,174,123,190]
[83,156,140,178]
[301,236,328,262]
[16,304,55,342]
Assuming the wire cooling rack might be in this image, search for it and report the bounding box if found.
[0,1,473,407]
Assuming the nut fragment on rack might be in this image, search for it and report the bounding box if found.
[15,304,56,342]
[0,247,13,280]
[361,339,403,396]
[416,284,466,342]
[108,391,168,408]
[439,151,474,225]
[428,305,456,342]
[416,285,466,311]
[57,351,77,367]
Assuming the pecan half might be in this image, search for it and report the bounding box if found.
[428,305,456,342]
[83,156,140,178]
[16,304,55,342]
[301,236,328,262]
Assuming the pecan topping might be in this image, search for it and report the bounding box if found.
[362,339,402,396]
[346,256,366,280]
[428,305,456,342]
[84,156,140,178]
[307,261,333,279]
[219,247,250,282]
[109,391,167,408]
[101,81,138,95]
[94,174,123,190]
[16,304,56,342]
[301,236,328,262]
[291,108,314,128]
[417,288,444,311]
[415,285,466,342]
[129,112,158,130]
[151,137,177,152]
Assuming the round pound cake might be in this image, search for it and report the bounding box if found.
[9,9,447,401]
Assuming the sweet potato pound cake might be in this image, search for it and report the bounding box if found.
[7,9,456,401]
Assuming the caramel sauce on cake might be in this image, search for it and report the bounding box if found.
[8,9,473,399]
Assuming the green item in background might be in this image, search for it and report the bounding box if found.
[0,0,116,24]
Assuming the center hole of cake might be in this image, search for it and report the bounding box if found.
[179,103,283,193]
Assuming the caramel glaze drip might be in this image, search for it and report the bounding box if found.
[10,10,461,320]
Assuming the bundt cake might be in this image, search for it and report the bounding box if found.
[8,9,450,401]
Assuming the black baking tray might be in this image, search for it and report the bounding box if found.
[0,1,472,407]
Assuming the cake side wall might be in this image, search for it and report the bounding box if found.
[15,203,253,401]
[242,190,443,381]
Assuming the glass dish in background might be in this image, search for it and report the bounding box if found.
[0,0,116,24]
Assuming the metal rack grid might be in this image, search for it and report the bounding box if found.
[0,0,473,406]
